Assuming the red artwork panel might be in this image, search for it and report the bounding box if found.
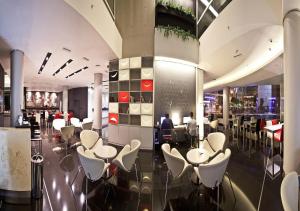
[141,80,153,92]
[109,113,119,124]
[118,91,129,103]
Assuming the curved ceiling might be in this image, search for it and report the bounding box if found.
[0,0,118,91]
[199,0,283,90]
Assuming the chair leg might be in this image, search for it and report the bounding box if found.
[164,169,170,209]
[217,185,220,211]
[226,172,236,204]
[85,177,88,211]
[137,156,143,184]
[71,166,83,187]
[134,163,139,184]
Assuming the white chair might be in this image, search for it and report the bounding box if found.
[82,122,93,130]
[194,149,234,210]
[209,119,219,133]
[52,119,66,134]
[71,117,82,128]
[200,132,226,159]
[112,139,141,183]
[265,120,273,148]
[80,130,99,150]
[76,146,110,207]
[83,118,93,124]
[281,171,299,211]
[161,143,192,208]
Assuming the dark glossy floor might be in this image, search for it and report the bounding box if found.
[0,127,284,211]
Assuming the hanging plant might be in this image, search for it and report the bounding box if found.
[157,0,196,20]
[157,25,196,41]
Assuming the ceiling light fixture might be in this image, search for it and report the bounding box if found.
[38,52,52,74]
[65,66,88,78]
[62,47,71,52]
[53,59,73,76]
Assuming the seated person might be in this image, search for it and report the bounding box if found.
[161,113,174,136]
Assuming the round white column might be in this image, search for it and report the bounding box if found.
[93,73,102,134]
[223,87,229,129]
[283,9,300,173]
[10,49,24,127]
[62,86,68,113]
[196,68,204,140]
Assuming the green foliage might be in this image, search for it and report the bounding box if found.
[157,0,196,20]
[157,25,196,41]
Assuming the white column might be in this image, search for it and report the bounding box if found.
[223,87,229,129]
[62,86,68,113]
[196,68,204,140]
[10,49,24,127]
[283,8,300,173]
[93,73,102,133]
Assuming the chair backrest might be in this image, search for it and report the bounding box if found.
[70,117,81,127]
[281,171,298,211]
[161,143,185,178]
[77,146,106,181]
[122,139,141,171]
[53,119,66,130]
[80,130,99,149]
[61,126,75,141]
[82,122,93,130]
[197,148,231,188]
[83,118,93,123]
[209,120,219,129]
[266,120,272,127]
[207,132,226,152]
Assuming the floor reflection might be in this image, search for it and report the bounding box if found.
[0,128,284,211]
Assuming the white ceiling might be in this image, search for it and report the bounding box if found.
[200,0,283,90]
[0,0,116,91]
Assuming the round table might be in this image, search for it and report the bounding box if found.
[94,145,117,161]
[186,148,209,165]
[93,145,117,178]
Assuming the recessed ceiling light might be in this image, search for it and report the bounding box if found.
[65,66,89,78]
[83,57,90,61]
[53,59,73,76]
[38,52,52,74]
[62,47,71,52]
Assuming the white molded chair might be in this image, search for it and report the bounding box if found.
[200,132,226,159]
[194,149,233,210]
[113,140,141,182]
[82,122,93,130]
[265,120,273,148]
[209,120,219,133]
[76,146,110,208]
[281,171,299,211]
[61,126,75,146]
[52,119,66,134]
[71,117,82,128]
[83,118,93,124]
[80,130,99,150]
[161,143,192,208]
